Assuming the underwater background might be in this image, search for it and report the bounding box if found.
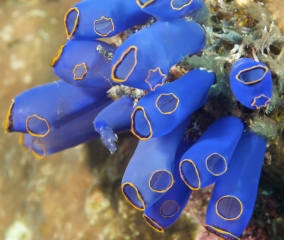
[1,0,284,239]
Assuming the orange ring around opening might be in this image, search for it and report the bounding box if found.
[145,68,167,91]
[170,0,193,10]
[215,195,243,221]
[26,115,50,138]
[111,46,138,83]
[205,153,227,176]
[121,182,145,211]
[160,200,180,218]
[149,170,174,193]
[50,44,66,67]
[94,16,114,37]
[251,94,271,109]
[131,106,153,140]
[155,93,179,115]
[30,139,46,160]
[64,7,79,39]
[136,0,155,8]
[235,65,269,85]
[73,63,88,80]
[143,214,164,233]
[4,99,14,133]
[204,225,240,240]
[18,133,28,150]
[179,159,201,190]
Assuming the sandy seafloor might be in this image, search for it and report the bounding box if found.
[0,0,284,239]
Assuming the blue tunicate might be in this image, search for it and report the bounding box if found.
[143,138,194,232]
[230,58,272,109]
[52,39,115,88]
[4,80,110,137]
[3,0,274,237]
[205,130,266,239]
[131,69,215,140]
[121,119,189,210]
[64,0,150,39]
[111,19,206,90]
[180,116,244,190]
[20,100,112,159]
[94,96,134,154]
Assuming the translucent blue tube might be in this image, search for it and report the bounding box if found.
[180,116,244,190]
[131,69,215,140]
[143,138,194,232]
[64,0,150,39]
[111,19,205,90]
[20,100,112,159]
[136,0,205,20]
[94,96,134,154]
[4,80,110,137]
[205,130,266,239]
[121,118,189,210]
[52,39,115,88]
[230,58,272,109]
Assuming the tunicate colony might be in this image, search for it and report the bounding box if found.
[4,0,273,239]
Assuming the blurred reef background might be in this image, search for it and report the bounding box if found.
[1,0,284,239]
